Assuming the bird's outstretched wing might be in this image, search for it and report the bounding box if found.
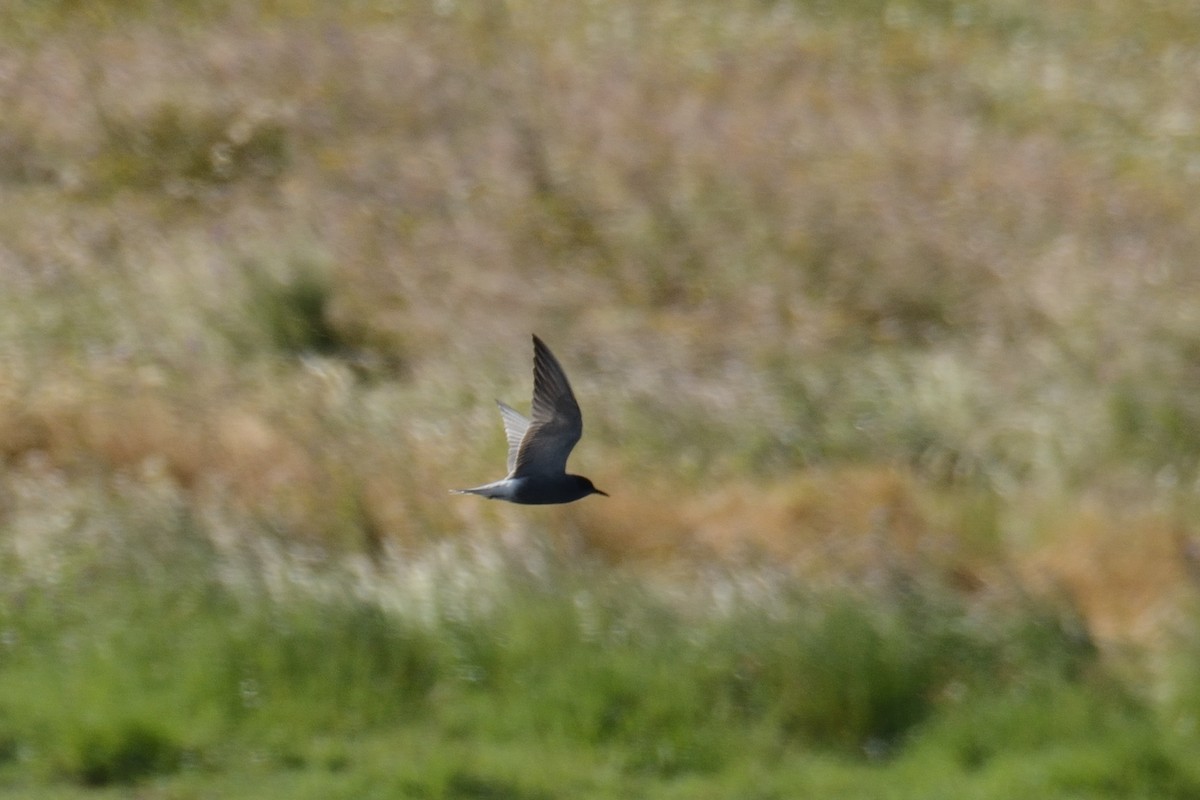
[510,335,583,479]
[495,400,530,474]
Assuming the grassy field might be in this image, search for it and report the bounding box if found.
[2,0,1200,796]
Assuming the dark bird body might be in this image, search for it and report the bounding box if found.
[452,335,608,505]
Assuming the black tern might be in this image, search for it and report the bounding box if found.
[452,335,609,504]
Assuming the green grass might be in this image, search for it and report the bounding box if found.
[1,480,1198,797]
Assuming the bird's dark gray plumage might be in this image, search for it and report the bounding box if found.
[452,335,608,505]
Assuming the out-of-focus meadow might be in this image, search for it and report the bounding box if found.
[2,0,1200,796]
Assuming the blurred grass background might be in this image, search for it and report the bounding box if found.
[2,0,1200,796]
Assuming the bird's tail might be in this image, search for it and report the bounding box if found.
[449,484,505,499]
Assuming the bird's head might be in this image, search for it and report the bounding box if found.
[574,475,609,498]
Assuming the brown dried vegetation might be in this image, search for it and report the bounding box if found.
[1,0,1200,645]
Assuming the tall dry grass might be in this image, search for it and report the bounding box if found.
[0,0,1199,644]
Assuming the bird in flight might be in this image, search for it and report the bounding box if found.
[452,334,608,504]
